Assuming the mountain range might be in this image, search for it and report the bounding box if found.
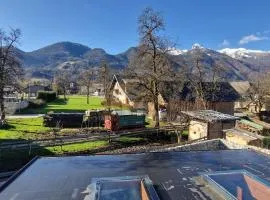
[16,41,270,80]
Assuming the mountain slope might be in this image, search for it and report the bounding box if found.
[219,48,270,71]
[169,45,256,80]
[17,42,270,80]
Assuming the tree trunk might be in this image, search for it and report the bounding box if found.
[154,95,159,128]
[63,89,66,100]
[0,87,5,121]
[87,86,89,104]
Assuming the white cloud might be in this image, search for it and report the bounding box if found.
[220,39,230,47]
[239,34,268,45]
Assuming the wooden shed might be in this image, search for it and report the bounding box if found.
[182,110,239,141]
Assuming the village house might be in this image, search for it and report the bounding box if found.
[149,81,241,120]
[24,84,50,98]
[182,110,239,141]
[109,75,146,109]
[110,76,241,119]
[79,83,104,96]
[229,81,251,110]
[67,82,79,94]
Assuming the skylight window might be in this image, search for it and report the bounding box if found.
[202,170,270,200]
[90,176,160,200]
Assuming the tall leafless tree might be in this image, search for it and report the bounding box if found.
[79,69,95,104]
[247,72,270,113]
[128,7,174,127]
[187,51,227,110]
[0,28,22,123]
[99,62,112,109]
[54,71,70,100]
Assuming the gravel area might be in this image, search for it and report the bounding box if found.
[98,143,183,154]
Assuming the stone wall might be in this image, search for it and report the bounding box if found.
[5,100,29,114]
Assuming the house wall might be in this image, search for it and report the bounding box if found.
[225,132,262,147]
[208,122,223,139]
[188,120,208,141]
[188,120,235,141]
[212,102,234,115]
[112,81,131,105]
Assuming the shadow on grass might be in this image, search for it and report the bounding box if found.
[0,139,54,173]
[47,98,67,105]
[0,123,16,130]
[17,98,69,114]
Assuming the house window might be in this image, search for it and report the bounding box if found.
[115,89,120,95]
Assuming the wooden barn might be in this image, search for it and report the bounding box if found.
[182,110,239,141]
[149,81,240,120]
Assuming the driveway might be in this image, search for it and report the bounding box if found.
[6,114,44,119]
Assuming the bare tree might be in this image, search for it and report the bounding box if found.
[128,7,174,127]
[0,28,22,123]
[99,62,112,110]
[54,71,70,100]
[186,51,227,110]
[79,69,95,104]
[247,72,270,113]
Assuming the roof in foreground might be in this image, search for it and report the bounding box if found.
[0,150,270,200]
[182,110,239,122]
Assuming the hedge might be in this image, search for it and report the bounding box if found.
[37,91,57,102]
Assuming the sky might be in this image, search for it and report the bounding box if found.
[1,0,270,54]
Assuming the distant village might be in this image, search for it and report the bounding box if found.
[3,73,270,150]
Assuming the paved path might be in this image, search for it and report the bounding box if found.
[6,114,44,119]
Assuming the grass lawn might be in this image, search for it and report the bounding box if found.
[116,136,145,145]
[46,140,109,154]
[0,140,109,172]
[0,117,50,141]
[21,95,105,114]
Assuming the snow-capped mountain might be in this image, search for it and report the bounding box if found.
[168,48,187,55]
[191,43,204,49]
[218,48,270,59]
[168,43,205,56]
[218,48,270,70]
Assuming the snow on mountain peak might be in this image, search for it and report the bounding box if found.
[168,47,187,55]
[192,43,204,49]
[218,48,270,59]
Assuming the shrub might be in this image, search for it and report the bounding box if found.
[37,91,57,102]
[263,137,270,149]
[181,130,189,140]
[28,99,46,109]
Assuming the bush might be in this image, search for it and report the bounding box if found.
[37,91,57,102]
[263,137,270,149]
[28,99,46,109]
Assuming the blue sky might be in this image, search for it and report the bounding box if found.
[1,0,270,54]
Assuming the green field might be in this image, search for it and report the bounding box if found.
[0,117,50,141]
[21,95,105,114]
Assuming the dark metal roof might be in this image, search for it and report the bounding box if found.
[182,110,239,122]
[161,81,240,102]
[0,150,270,200]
